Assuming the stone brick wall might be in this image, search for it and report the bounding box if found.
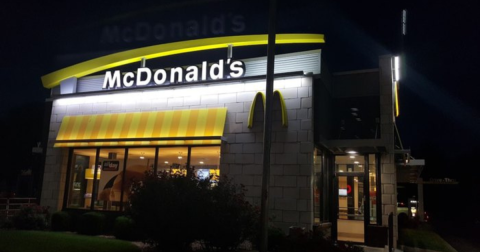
[41,75,315,231]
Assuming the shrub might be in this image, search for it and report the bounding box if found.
[11,204,49,230]
[129,170,259,252]
[200,177,260,251]
[129,170,210,251]
[113,216,139,241]
[77,212,105,235]
[51,211,71,231]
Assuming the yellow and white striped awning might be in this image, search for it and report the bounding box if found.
[54,108,227,147]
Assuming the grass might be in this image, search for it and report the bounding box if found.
[399,228,457,252]
[0,230,141,252]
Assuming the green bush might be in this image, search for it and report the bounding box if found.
[51,211,71,231]
[129,170,210,251]
[77,212,105,236]
[200,178,259,251]
[129,170,259,252]
[113,216,139,241]
[12,204,49,230]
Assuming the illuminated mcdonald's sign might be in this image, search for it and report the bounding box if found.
[248,90,288,128]
[41,34,324,89]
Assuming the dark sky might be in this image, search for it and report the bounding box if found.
[1,0,479,179]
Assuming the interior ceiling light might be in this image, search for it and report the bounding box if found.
[140,152,145,159]
[178,152,183,160]
[346,150,357,154]
[350,108,359,111]
[164,161,169,164]
[199,161,204,164]
[349,155,355,159]
[351,112,358,116]
[356,118,362,121]
[354,161,360,164]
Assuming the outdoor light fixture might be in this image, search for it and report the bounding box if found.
[393,56,400,81]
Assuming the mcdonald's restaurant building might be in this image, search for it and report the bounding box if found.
[40,34,400,245]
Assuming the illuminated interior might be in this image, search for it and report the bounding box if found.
[66,146,221,210]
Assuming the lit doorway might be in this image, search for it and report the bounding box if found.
[336,173,365,243]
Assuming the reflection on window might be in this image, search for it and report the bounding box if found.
[67,149,96,209]
[121,148,156,203]
[156,147,189,175]
[190,146,221,183]
[313,148,322,223]
[369,154,377,224]
[95,148,125,211]
[335,155,364,172]
[66,145,221,211]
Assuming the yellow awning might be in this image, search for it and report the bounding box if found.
[54,108,227,147]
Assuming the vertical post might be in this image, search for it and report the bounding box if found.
[417,178,424,221]
[260,0,277,252]
[388,212,394,252]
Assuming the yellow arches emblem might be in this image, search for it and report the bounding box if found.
[41,33,324,89]
[247,90,288,128]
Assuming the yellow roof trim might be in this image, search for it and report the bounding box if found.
[41,33,325,89]
[54,108,227,147]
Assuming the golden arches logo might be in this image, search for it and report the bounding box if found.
[247,90,288,128]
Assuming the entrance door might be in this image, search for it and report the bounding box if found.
[337,173,365,243]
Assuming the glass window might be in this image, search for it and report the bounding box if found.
[313,148,322,224]
[156,147,189,175]
[335,155,364,173]
[94,148,126,211]
[190,146,221,183]
[67,149,97,209]
[369,154,377,224]
[121,148,156,203]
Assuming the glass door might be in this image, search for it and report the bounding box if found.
[337,173,365,243]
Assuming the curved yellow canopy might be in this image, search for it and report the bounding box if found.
[41,33,324,89]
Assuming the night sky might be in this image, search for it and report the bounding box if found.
[1,0,479,223]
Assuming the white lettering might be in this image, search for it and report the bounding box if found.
[170,67,183,83]
[209,59,224,80]
[102,59,246,89]
[102,70,122,89]
[123,72,135,87]
[201,61,208,81]
[136,67,152,86]
[154,69,167,85]
[229,61,245,78]
[185,66,199,82]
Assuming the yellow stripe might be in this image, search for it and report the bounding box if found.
[54,109,227,147]
[56,116,71,141]
[143,112,158,137]
[42,34,324,89]
[160,111,174,137]
[213,108,227,136]
[96,114,112,139]
[127,113,142,138]
[112,113,126,138]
